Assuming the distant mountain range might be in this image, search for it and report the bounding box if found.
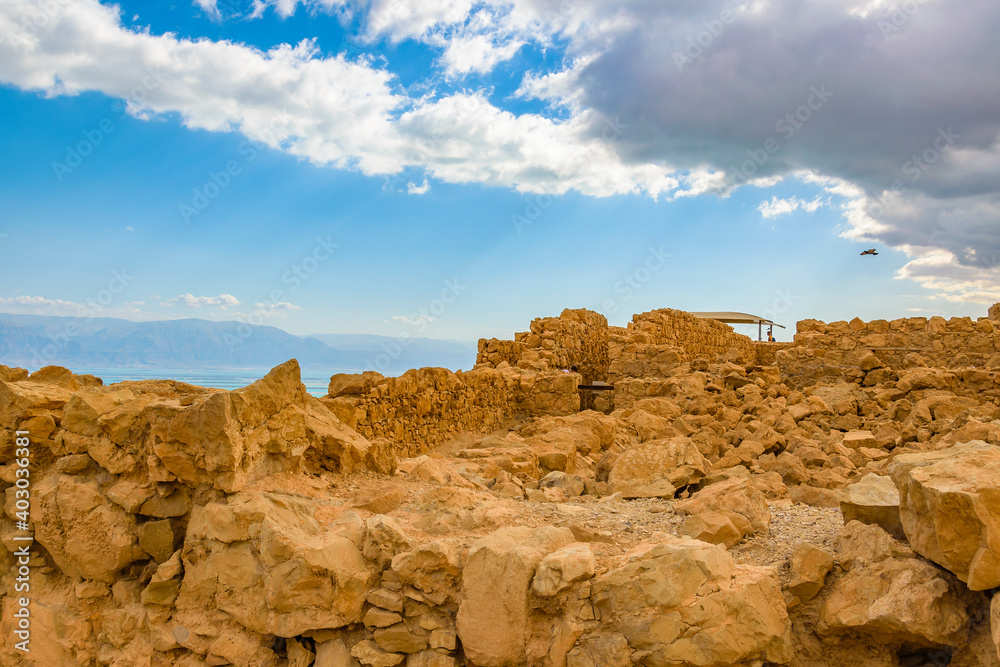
[0,313,478,374]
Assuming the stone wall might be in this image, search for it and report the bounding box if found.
[328,367,579,457]
[623,309,757,364]
[476,338,524,368]
[607,338,685,383]
[477,308,756,387]
[755,341,794,366]
[776,315,1000,387]
[476,308,609,384]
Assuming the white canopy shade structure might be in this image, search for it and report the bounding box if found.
[689,311,785,341]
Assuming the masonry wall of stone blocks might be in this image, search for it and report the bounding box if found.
[327,367,579,457]
[775,315,1000,387]
[477,307,756,386]
[624,308,757,365]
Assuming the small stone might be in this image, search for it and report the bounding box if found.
[350,639,404,667]
[138,519,177,563]
[364,608,403,629]
[367,588,405,613]
[787,541,835,602]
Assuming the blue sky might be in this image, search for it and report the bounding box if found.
[1,0,998,343]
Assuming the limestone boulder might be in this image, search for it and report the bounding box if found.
[524,428,583,473]
[456,526,574,666]
[0,376,74,456]
[679,510,748,548]
[840,473,904,539]
[391,537,469,605]
[591,536,792,666]
[32,473,140,582]
[156,360,385,493]
[842,430,877,450]
[676,476,771,536]
[532,543,596,597]
[888,441,1000,590]
[787,541,834,602]
[608,436,709,499]
[177,491,373,636]
[820,521,970,647]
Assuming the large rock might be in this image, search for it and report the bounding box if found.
[888,441,1000,590]
[787,541,835,603]
[532,543,596,597]
[156,360,388,492]
[176,491,372,636]
[608,436,708,499]
[391,537,469,605]
[0,376,74,457]
[456,526,574,666]
[840,473,904,539]
[676,477,771,536]
[32,474,140,582]
[591,536,792,666]
[820,521,970,647]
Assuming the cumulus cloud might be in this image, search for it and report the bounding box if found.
[5,0,1000,301]
[0,295,148,318]
[0,0,675,197]
[192,0,219,18]
[758,195,824,219]
[390,314,437,325]
[252,301,301,316]
[407,179,430,194]
[162,293,240,309]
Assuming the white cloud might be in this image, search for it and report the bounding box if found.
[0,0,676,198]
[757,195,825,219]
[193,0,219,18]
[894,249,1000,305]
[440,33,524,76]
[407,179,430,195]
[390,314,437,325]
[0,295,148,318]
[253,301,301,316]
[162,293,240,309]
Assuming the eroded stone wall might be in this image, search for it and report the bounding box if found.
[623,309,756,364]
[777,315,1000,387]
[478,308,756,385]
[328,367,580,456]
[476,309,609,384]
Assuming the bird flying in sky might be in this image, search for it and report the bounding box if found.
[860,249,879,256]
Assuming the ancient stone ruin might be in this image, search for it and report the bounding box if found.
[2,306,1000,666]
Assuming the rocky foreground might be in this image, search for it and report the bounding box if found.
[2,308,1000,667]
